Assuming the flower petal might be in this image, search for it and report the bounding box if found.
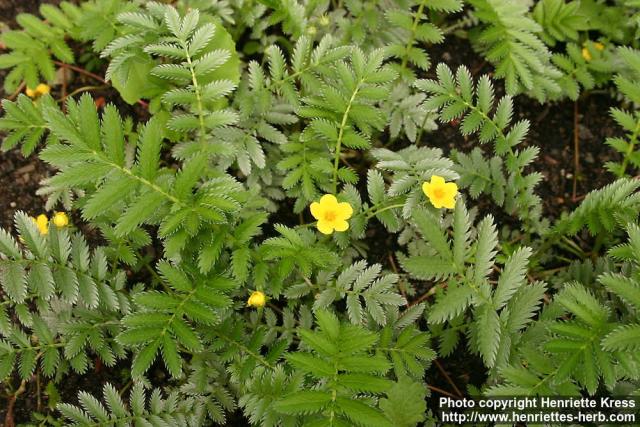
[444,182,458,197]
[429,197,444,208]
[430,175,446,185]
[333,220,349,232]
[337,202,353,219]
[310,202,323,220]
[442,197,456,209]
[422,182,433,198]
[316,220,334,235]
[319,194,338,207]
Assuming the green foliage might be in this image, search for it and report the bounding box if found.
[0,2,80,92]
[0,212,126,381]
[291,260,406,326]
[551,42,610,100]
[58,382,204,425]
[102,3,239,106]
[0,92,57,155]
[532,0,589,46]
[489,223,640,395]
[415,64,544,229]
[385,0,463,80]
[606,47,640,177]
[468,0,562,100]
[117,264,237,378]
[552,178,640,236]
[279,47,397,202]
[2,92,254,266]
[273,310,428,427]
[400,203,545,371]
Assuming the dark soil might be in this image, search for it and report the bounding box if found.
[0,0,627,425]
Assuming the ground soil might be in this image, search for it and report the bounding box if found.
[0,0,626,425]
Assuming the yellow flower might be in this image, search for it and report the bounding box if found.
[36,83,50,95]
[25,83,51,98]
[310,194,353,235]
[52,212,69,228]
[594,42,605,51]
[247,291,266,308]
[31,214,49,235]
[582,47,592,62]
[422,175,458,209]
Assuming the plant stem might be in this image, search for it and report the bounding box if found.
[59,85,108,102]
[619,116,640,176]
[53,61,106,84]
[333,81,363,193]
[399,0,427,74]
[434,359,464,398]
[180,40,208,151]
[365,202,405,219]
[572,99,580,201]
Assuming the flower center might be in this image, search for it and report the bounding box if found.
[433,188,445,199]
[324,210,337,221]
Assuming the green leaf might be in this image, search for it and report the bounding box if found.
[476,304,501,368]
[131,339,160,377]
[274,391,332,415]
[337,373,392,393]
[474,216,498,285]
[101,104,125,166]
[493,246,531,309]
[170,318,202,352]
[136,117,164,181]
[27,262,54,300]
[0,262,27,303]
[157,262,192,292]
[401,255,456,280]
[379,379,427,427]
[114,191,165,237]
[335,397,392,427]
[602,324,640,351]
[117,327,159,345]
[412,208,452,259]
[0,229,21,259]
[161,333,182,378]
[428,284,474,324]
[286,353,334,377]
[598,273,640,310]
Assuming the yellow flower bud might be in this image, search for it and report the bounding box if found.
[247,291,266,308]
[307,25,317,35]
[52,211,69,228]
[26,84,51,98]
[32,214,49,235]
[36,83,51,95]
[594,42,605,51]
[582,47,592,62]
